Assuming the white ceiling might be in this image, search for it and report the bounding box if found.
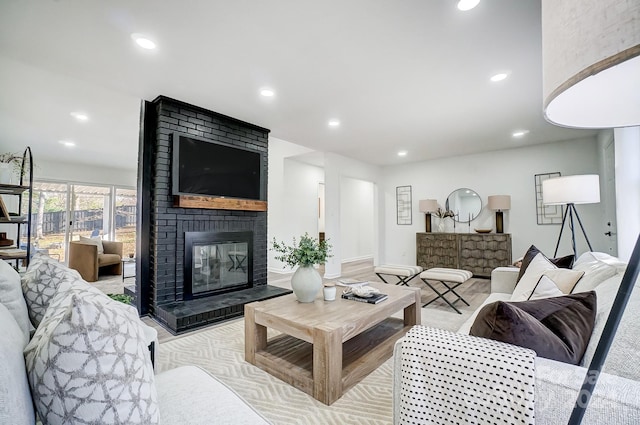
[0,0,596,170]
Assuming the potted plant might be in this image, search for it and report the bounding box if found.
[271,233,332,302]
[0,152,23,184]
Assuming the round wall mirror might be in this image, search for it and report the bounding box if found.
[445,188,482,223]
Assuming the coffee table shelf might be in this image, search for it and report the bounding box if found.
[245,282,420,405]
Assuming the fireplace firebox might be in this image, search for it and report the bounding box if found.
[184,231,253,300]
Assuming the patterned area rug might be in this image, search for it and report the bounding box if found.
[154,286,485,425]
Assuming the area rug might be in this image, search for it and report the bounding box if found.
[155,290,485,425]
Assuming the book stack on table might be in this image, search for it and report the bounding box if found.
[341,291,388,304]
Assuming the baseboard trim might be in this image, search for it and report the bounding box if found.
[341,255,374,264]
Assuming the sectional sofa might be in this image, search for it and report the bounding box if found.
[0,254,270,425]
[393,250,640,424]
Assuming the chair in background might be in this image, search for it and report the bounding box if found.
[68,240,123,282]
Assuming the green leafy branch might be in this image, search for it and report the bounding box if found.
[271,233,332,268]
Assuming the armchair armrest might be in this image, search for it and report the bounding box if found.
[102,241,123,257]
[68,241,98,282]
[490,266,520,294]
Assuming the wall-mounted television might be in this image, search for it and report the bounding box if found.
[172,132,265,201]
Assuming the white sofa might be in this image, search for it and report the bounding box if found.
[0,256,270,425]
[393,251,640,424]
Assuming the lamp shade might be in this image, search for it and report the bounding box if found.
[542,175,600,205]
[419,199,438,213]
[487,195,511,211]
[542,0,640,128]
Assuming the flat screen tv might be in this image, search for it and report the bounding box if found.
[172,133,264,200]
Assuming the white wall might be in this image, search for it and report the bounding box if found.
[323,153,382,277]
[267,137,323,272]
[614,126,640,261]
[381,137,605,265]
[340,177,374,262]
[35,159,137,187]
[267,139,383,276]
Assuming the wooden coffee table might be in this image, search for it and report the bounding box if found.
[244,281,421,405]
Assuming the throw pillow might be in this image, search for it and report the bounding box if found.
[571,257,619,293]
[0,259,32,346]
[526,269,585,300]
[79,235,104,254]
[21,254,84,327]
[511,253,556,301]
[469,291,597,365]
[515,245,575,283]
[527,275,563,300]
[24,289,159,425]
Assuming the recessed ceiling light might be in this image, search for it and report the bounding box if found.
[490,72,509,82]
[70,112,89,121]
[131,33,156,50]
[328,119,340,127]
[457,0,480,11]
[397,151,408,157]
[260,88,275,97]
[58,140,76,147]
[512,130,530,138]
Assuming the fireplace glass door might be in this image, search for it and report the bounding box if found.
[191,240,248,295]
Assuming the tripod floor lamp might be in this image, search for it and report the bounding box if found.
[542,174,600,259]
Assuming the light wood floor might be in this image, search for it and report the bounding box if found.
[141,259,490,343]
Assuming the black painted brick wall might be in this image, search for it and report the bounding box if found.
[146,97,269,312]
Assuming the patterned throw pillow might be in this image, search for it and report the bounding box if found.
[21,254,83,327]
[24,286,159,425]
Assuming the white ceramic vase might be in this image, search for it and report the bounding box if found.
[291,265,322,303]
[437,218,446,233]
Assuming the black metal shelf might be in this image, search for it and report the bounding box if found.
[0,147,33,268]
[0,184,29,195]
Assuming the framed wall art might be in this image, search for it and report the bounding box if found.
[534,172,563,225]
[396,185,412,225]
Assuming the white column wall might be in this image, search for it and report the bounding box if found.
[614,126,640,262]
[267,137,322,272]
[340,177,374,262]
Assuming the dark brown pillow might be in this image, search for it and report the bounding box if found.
[469,291,596,365]
[516,245,575,283]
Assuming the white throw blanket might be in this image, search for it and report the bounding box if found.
[398,326,536,425]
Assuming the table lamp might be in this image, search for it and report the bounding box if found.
[487,195,511,234]
[419,199,438,233]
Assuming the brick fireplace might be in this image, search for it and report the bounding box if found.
[136,96,290,334]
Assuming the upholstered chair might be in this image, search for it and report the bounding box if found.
[68,240,123,282]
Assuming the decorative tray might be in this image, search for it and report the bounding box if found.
[474,228,492,233]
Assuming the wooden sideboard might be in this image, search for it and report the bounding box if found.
[416,233,512,278]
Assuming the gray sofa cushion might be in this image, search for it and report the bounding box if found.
[155,366,271,424]
[0,303,35,425]
[0,259,31,346]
